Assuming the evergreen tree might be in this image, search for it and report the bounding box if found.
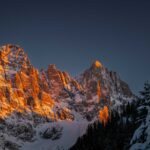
[137,81,150,123]
[139,81,150,105]
[70,101,139,150]
[70,82,150,150]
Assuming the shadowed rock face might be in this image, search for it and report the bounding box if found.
[76,60,133,103]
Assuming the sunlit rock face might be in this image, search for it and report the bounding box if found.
[0,44,72,120]
[99,106,109,126]
[45,64,82,98]
[0,44,84,121]
[92,60,103,68]
[0,44,31,76]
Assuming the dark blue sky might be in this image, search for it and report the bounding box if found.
[0,0,150,93]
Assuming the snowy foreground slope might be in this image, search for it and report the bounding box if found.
[22,111,89,150]
[22,120,88,150]
[0,44,136,150]
[0,111,89,150]
[130,106,150,150]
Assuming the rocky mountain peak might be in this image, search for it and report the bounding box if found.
[92,60,103,69]
[0,44,31,76]
[48,64,57,70]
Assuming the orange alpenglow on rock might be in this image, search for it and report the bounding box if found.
[99,106,109,126]
[0,44,78,120]
[97,80,101,103]
[92,60,103,68]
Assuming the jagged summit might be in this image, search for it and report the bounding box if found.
[92,60,103,68]
[0,44,31,74]
[0,44,26,55]
[48,64,57,70]
[1,43,22,49]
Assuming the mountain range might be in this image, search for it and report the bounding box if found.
[0,44,140,150]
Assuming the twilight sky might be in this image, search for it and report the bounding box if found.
[0,0,150,93]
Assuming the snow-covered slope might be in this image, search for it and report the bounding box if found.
[22,120,88,150]
[130,105,150,150]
